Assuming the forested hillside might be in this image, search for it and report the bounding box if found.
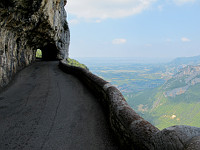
[149,65,200,129]
[80,56,200,129]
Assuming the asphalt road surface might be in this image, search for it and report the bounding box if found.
[0,61,120,150]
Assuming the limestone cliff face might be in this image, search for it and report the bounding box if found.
[163,65,200,97]
[0,0,70,88]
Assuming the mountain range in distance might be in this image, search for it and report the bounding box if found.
[127,55,200,129]
[76,55,200,129]
[169,55,200,66]
[74,55,200,66]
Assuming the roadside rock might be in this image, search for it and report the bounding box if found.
[0,0,70,88]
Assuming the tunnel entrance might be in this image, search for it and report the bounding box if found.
[36,49,42,59]
[41,44,58,61]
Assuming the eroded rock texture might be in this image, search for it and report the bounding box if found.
[0,0,70,88]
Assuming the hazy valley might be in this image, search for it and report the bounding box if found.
[77,56,200,129]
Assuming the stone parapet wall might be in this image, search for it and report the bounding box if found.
[59,60,200,150]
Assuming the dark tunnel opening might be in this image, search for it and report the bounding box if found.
[41,44,58,61]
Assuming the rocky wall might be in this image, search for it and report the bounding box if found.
[59,60,200,150]
[0,0,70,89]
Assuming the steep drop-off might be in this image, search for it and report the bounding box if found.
[151,65,200,129]
[0,0,70,88]
[131,65,200,129]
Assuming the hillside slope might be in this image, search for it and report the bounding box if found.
[150,65,200,129]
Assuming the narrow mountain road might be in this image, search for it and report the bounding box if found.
[0,61,120,150]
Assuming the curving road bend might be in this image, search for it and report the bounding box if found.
[0,61,120,150]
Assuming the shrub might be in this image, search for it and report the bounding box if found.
[66,58,89,70]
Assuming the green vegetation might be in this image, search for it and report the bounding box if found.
[151,100,200,129]
[166,84,200,103]
[36,49,42,58]
[134,66,200,129]
[164,77,187,90]
[87,57,200,130]
[66,58,88,70]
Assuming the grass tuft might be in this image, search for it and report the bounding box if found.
[66,58,89,70]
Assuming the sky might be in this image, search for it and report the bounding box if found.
[65,0,200,59]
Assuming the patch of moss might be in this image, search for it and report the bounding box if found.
[66,58,89,70]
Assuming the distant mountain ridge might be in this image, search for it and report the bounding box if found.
[149,64,200,129]
[163,65,200,97]
[127,56,200,129]
[169,55,200,66]
[86,55,200,129]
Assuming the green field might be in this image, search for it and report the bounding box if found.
[84,57,200,130]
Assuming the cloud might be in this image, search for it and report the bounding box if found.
[65,0,156,20]
[95,20,102,23]
[112,39,127,44]
[181,37,191,42]
[158,5,163,11]
[173,0,196,5]
[69,19,79,25]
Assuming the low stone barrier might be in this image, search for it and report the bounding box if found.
[59,60,200,150]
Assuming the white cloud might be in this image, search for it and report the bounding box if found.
[173,0,196,5]
[181,37,191,42]
[158,5,163,11]
[69,19,79,25]
[95,20,102,23]
[65,0,156,20]
[112,39,127,44]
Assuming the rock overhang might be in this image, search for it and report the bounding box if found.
[0,0,69,60]
[0,0,70,88]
